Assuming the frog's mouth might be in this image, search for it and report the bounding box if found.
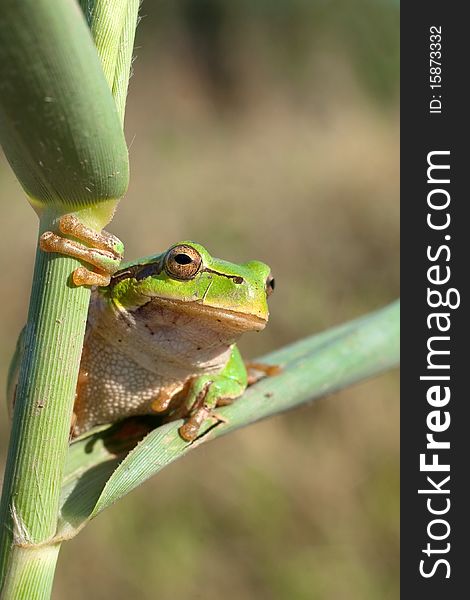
[147,296,268,332]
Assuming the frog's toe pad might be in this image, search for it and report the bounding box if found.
[246,362,282,385]
[179,421,200,442]
[40,219,123,287]
[72,267,111,287]
[179,405,211,441]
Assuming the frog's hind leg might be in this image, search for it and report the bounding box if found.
[39,214,124,286]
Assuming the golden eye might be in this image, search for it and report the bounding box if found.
[164,245,202,280]
[266,273,275,296]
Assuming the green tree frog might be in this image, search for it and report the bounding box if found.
[9,218,274,441]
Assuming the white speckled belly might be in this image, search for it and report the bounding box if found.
[73,331,176,433]
[72,291,240,435]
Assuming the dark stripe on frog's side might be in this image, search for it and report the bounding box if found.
[108,259,164,287]
[203,267,244,284]
[108,260,245,288]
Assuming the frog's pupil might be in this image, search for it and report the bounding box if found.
[175,253,192,265]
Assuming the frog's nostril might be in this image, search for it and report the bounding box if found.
[266,274,275,296]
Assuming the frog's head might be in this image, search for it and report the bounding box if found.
[109,242,274,331]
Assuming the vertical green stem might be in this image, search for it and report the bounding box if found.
[112,0,141,124]
[0,213,90,591]
[80,0,140,125]
[0,1,139,595]
[0,545,60,600]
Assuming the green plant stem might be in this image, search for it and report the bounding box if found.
[0,0,129,217]
[79,0,140,124]
[93,301,400,517]
[0,2,138,594]
[0,213,90,592]
[0,545,60,600]
[112,0,140,124]
[0,0,137,596]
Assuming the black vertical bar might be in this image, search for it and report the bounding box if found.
[401,3,468,597]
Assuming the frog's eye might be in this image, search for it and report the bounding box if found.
[266,273,275,296]
[164,245,202,280]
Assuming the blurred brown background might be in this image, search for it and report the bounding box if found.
[0,1,399,598]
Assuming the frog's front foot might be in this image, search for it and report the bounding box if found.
[176,380,212,441]
[179,406,212,441]
[39,214,123,286]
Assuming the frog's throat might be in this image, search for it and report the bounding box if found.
[144,296,267,332]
